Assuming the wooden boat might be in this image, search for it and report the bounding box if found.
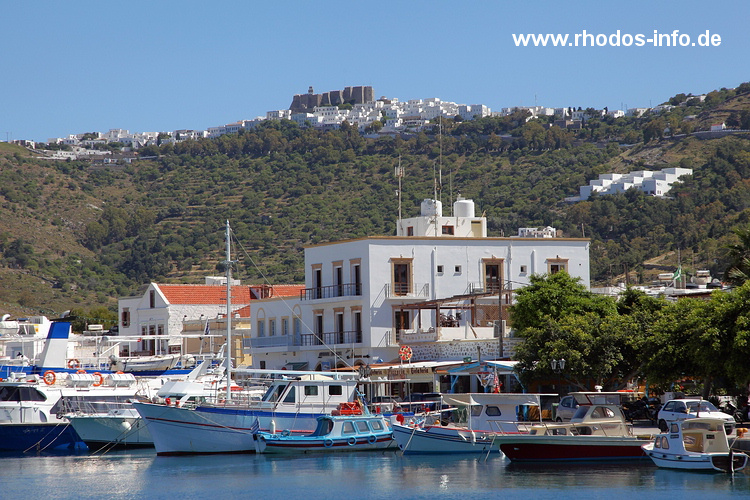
[495,393,655,462]
[392,393,548,454]
[253,405,394,454]
[642,417,748,472]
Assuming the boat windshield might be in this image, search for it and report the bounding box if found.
[310,418,334,437]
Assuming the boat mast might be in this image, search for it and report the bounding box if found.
[225,220,232,402]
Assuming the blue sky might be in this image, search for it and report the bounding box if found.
[3,1,748,142]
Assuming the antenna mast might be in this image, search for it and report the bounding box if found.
[395,156,404,231]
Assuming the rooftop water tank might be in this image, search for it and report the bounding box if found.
[420,199,442,217]
[454,197,475,218]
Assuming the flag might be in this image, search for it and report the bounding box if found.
[672,266,682,282]
[492,371,501,393]
[250,418,260,434]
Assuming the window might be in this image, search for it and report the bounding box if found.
[334,266,343,297]
[294,318,301,337]
[269,319,276,337]
[149,290,155,308]
[282,318,289,336]
[395,310,411,334]
[257,320,265,337]
[356,421,370,433]
[342,422,356,434]
[483,259,503,293]
[485,406,502,417]
[283,387,296,403]
[454,265,461,274]
[304,386,319,396]
[441,225,454,235]
[520,265,527,274]
[437,265,444,274]
[260,360,266,369]
[329,385,343,396]
[548,259,568,275]
[352,263,362,295]
[121,308,130,328]
[407,226,414,236]
[371,420,384,431]
[393,260,412,296]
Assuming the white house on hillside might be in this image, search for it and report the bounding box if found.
[249,198,590,373]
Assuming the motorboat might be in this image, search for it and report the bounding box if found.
[253,405,394,454]
[642,417,748,472]
[495,393,655,462]
[393,393,549,454]
[134,371,363,455]
[0,370,153,453]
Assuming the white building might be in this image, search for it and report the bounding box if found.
[577,167,692,201]
[249,197,590,372]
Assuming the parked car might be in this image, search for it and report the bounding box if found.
[657,398,735,434]
[555,395,579,422]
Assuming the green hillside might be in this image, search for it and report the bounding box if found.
[2,83,750,319]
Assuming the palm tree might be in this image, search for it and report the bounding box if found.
[724,228,750,285]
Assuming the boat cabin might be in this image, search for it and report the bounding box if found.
[528,403,633,437]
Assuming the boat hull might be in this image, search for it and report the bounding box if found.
[255,433,394,454]
[0,422,85,452]
[644,448,749,472]
[498,436,650,462]
[68,413,153,449]
[392,424,502,454]
[134,402,331,455]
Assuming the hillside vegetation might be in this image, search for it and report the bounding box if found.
[2,84,750,319]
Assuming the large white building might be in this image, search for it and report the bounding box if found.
[576,167,693,201]
[249,198,590,373]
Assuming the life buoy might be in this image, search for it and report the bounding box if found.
[347,437,357,446]
[398,345,413,362]
[323,438,334,448]
[43,371,56,385]
[76,369,86,374]
[368,435,377,444]
[92,372,104,387]
[67,359,80,369]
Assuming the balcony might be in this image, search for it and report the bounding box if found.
[299,330,363,346]
[301,282,362,300]
[384,282,430,298]
[250,336,293,349]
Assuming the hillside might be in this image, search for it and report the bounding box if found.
[2,84,750,319]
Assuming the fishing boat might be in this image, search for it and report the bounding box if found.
[495,393,655,462]
[642,417,749,472]
[253,404,394,454]
[393,393,548,454]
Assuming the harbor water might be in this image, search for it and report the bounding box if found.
[2,449,749,499]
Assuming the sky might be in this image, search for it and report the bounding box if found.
[2,0,749,142]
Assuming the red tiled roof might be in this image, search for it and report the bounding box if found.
[264,284,305,297]
[157,284,251,305]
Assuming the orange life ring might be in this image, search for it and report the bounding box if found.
[43,371,56,385]
[92,372,104,387]
[67,359,80,369]
[399,345,413,362]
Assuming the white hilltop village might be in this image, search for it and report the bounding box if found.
[10,84,717,164]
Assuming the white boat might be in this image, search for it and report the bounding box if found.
[642,417,749,472]
[253,407,394,454]
[495,395,656,462]
[134,372,362,455]
[392,393,547,454]
[0,369,154,453]
[108,353,182,373]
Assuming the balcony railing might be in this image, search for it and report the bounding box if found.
[301,282,362,300]
[384,282,430,298]
[250,336,293,349]
[299,330,363,346]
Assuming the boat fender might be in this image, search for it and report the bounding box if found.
[92,372,104,387]
[324,438,334,448]
[270,420,277,435]
[43,371,56,385]
[368,435,377,444]
[347,437,357,446]
[76,369,86,374]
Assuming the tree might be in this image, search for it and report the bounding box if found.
[724,227,750,285]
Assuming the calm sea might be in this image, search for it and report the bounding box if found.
[1,449,749,499]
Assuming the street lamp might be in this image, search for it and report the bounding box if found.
[551,358,566,374]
